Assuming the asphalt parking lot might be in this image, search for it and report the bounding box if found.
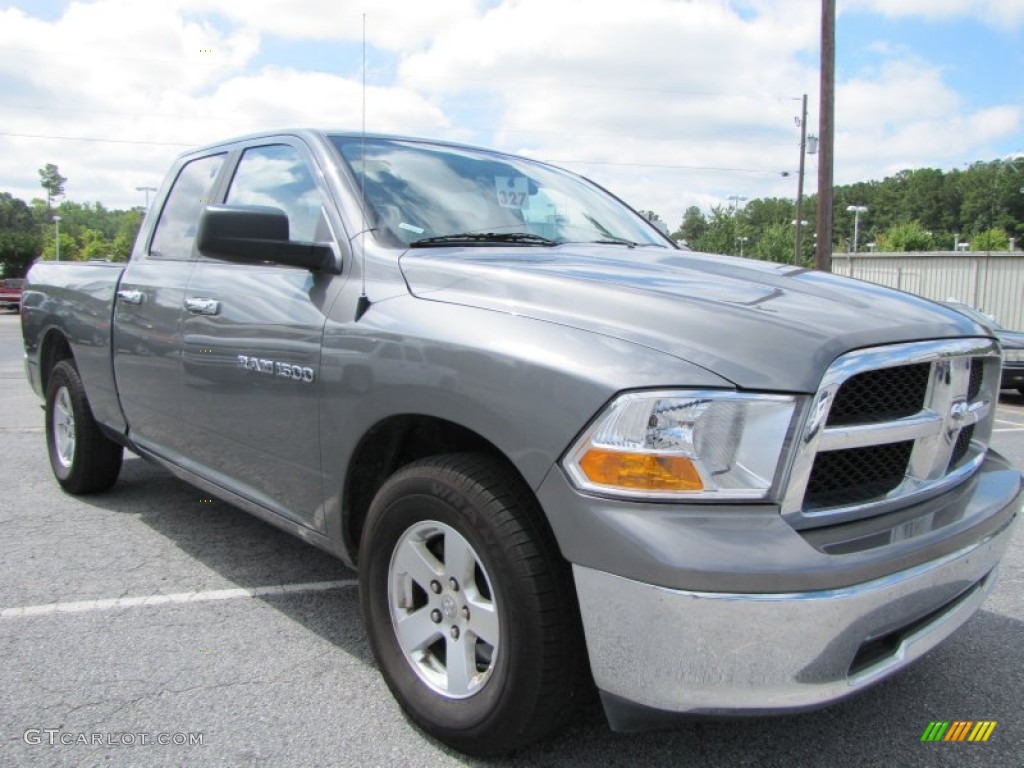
[1,310,1022,768]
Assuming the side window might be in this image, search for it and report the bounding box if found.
[226,144,328,243]
[149,153,225,261]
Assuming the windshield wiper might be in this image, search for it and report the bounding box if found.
[590,237,669,249]
[410,232,560,247]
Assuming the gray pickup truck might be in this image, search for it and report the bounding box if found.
[21,129,1020,755]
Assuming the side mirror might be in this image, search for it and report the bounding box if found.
[196,205,334,271]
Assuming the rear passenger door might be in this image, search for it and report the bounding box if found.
[113,151,227,460]
[179,140,344,531]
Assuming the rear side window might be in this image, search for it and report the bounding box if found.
[226,144,328,243]
[149,153,226,261]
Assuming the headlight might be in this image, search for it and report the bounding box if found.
[1003,349,1024,363]
[564,390,797,500]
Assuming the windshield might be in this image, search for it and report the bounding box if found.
[330,136,669,249]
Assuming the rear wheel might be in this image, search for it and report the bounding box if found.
[45,360,123,494]
[359,453,587,756]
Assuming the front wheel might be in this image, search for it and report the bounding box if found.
[359,454,587,756]
[45,360,123,494]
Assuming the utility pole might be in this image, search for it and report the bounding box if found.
[794,93,808,265]
[815,0,835,272]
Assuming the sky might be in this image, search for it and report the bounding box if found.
[0,0,1021,228]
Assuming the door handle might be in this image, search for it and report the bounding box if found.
[184,297,221,315]
[116,289,144,305]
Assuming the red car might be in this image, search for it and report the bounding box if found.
[0,278,24,311]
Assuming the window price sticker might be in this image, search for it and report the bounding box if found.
[495,176,529,208]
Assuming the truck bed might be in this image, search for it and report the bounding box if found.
[22,261,127,433]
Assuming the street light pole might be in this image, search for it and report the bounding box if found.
[846,205,868,253]
[794,93,808,265]
[135,185,157,209]
[53,215,61,262]
[737,235,749,258]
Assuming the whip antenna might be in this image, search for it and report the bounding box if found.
[355,11,371,321]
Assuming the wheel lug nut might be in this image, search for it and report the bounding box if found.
[430,580,441,594]
[450,626,460,640]
[430,609,442,624]
[449,577,459,591]
[461,606,470,620]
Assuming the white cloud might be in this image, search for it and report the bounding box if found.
[0,0,1019,227]
[169,0,482,50]
[838,60,961,127]
[0,2,259,98]
[0,1,453,208]
[844,0,1024,28]
[397,0,820,224]
[835,59,1022,184]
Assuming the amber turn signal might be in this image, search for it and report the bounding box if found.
[578,448,704,492]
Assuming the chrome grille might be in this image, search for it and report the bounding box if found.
[968,358,983,400]
[805,441,914,509]
[826,364,930,426]
[948,424,975,470]
[782,339,1001,529]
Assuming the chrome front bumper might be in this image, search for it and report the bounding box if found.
[575,513,1016,722]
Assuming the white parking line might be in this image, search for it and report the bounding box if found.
[993,428,1024,433]
[0,580,358,619]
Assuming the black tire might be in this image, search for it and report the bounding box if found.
[359,453,587,756]
[45,359,123,494]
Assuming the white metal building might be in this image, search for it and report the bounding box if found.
[830,251,1024,330]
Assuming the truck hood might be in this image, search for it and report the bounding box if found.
[399,245,988,393]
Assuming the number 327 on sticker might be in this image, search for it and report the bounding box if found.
[495,176,529,208]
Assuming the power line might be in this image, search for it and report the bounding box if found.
[0,44,222,66]
[548,159,790,175]
[0,132,792,175]
[495,124,794,147]
[0,102,231,121]
[403,74,799,101]
[0,44,800,103]
[0,132,196,147]
[0,103,797,149]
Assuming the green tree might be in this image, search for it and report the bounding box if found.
[753,222,794,264]
[690,206,737,255]
[0,192,41,277]
[38,163,67,210]
[741,157,1022,259]
[957,161,997,235]
[743,198,795,233]
[875,221,934,252]
[110,209,143,261]
[3,187,142,266]
[78,227,109,261]
[40,230,77,261]
[970,228,1009,251]
[673,205,707,245]
[992,157,1024,242]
